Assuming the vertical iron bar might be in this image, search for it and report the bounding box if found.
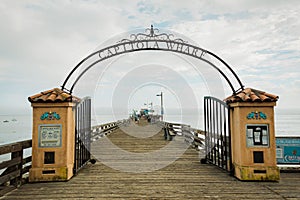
[204,98,207,162]
[79,103,82,169]
[83,100,86,163]
[207,97,210,162]
[209,98,213,163]
[207,98,211,163]
[216,101,220,168]
[223,104,227,171]
[88,98,91,161]
[83,100,86,164]
[87,98,91,162]
[213,100,216,165]
[220,103,224,170]
[211,99,214,163]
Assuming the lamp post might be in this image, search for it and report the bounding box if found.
[156,92,163,121]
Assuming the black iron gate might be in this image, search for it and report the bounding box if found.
[204,96,232,172]
[74,97,91,174]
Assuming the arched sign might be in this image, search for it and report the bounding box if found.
[61,25,244,94]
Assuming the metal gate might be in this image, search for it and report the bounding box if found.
[74,97,91,174]
[204,96,232,172]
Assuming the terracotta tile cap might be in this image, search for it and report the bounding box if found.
[40,93,50,102]
[264,92,278,99]
[236,91,251,102]
[60,92,71,100]
[28,88,81,103]
[29,93,43,100]
[244,93,251,101]
[250,92,260,101]
[41,88,55,95]
[258,94,271,101]
[243,88,252,94]
[48,93,57,101]
[55,94,64,101]
[236,92,245,100]
[225,88,278,103]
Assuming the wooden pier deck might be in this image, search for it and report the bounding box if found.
[1,120,300,199]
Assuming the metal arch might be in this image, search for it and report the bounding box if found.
[68,45,236,94]
[61,51,101,92]
[61,26,245,94]
[205,51,244,93]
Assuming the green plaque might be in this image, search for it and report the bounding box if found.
[38,124,62,147]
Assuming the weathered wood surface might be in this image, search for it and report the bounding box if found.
[0,140,32,188]
[1,120,300,199]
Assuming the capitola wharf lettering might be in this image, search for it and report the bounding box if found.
[98,40,206,60]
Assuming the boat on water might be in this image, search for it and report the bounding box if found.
[11,118,17,122]
[3,120,9,123]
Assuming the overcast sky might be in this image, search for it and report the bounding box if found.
[1,0,300,116]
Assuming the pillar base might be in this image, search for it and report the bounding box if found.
[234,164,280,181]
[29,165,73,182]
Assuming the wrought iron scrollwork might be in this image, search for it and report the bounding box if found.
[118,25,187,43]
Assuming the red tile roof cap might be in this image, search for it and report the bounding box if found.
[225,88,278,104]
[28,88,81,103]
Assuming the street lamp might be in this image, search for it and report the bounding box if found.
[156,92,163,121]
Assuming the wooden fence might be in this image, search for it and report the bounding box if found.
[0,139,32,191]
[162,122,205,149]
[91,119,130,141]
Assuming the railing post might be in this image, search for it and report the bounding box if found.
[10,144,22,187]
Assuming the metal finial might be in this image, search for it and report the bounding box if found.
[150,25,154,37]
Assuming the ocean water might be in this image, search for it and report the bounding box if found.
[0,115,32,145]
[0,108,299,146]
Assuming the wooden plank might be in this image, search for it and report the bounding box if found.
[0,171,20,185]
[0,186,15,197]
[0,140,31,156]
[0,157,21,170]
[0,145,21,156]
[18,140,32,149]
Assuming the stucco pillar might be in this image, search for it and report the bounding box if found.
[226,88,280,181]
[28,88,80,182]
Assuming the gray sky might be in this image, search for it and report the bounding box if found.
[1,0,300,115]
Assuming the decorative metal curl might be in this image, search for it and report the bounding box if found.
[118,25,188,43]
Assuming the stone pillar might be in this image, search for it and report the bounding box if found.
[226,88,280,181]
[28,88,79,182]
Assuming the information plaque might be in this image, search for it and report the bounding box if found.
[276,137,300,164]
[38,124,62,147]
[246,124,269,147]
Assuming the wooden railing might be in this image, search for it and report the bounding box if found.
[162,122,233,168]
[91,119,130,141]
[163,122,205,150]
[0,140,32,189]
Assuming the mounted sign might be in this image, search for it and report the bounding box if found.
[246,124,269,147]
[38,124,62,148]
[276,137,300,164]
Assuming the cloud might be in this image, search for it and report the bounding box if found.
[0,0,300,115]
